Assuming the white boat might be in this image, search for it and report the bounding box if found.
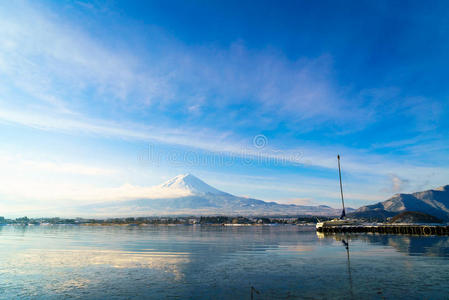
[316,218,359,230]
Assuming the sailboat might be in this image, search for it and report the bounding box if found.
[316,155,359,230]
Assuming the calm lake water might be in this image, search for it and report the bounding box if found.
[1,225,449,299]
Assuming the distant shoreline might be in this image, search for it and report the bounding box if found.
[2,223,316,227]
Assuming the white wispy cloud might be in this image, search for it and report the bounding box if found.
[0,1,443,131]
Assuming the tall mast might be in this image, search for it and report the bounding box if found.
[338,154,346,219]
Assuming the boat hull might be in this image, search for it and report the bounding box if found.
[316,219,360,230]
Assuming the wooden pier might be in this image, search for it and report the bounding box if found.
[316,224,449,235]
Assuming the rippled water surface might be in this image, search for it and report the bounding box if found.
[1,225,449,299]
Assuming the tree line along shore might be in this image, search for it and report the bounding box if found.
[0,216,332,226]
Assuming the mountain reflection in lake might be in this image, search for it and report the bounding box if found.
[1,225,449,299]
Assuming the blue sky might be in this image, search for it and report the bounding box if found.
[1,0,449,216]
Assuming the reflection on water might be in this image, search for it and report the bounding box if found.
[2,225,449,299]
[10,249,189,277]
[341,239,354,300]
[320,232,449,257]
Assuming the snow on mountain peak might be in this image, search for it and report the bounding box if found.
[160,174,226,195]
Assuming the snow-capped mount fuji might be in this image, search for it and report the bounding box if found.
[86,174,351,216]
[159,174,228,196]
